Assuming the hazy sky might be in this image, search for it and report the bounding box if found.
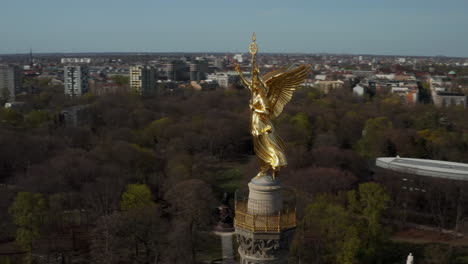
[1,0,468,57]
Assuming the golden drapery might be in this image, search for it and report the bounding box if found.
[250,92,287,174]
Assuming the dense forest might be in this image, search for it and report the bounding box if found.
[1,84,468,263]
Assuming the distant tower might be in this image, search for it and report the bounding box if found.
[129,65,156,95]
[214,57,226,70]
[29,48,34,67]
[64,65,89,97]
[163,62,175,81]
[189,62,199,82]
[189,60,209,82]
[0,65,21,102]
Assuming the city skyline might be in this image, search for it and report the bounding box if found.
[1,0,468,57]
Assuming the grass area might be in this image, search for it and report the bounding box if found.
[381,240,468,264]
[392,228,468,246]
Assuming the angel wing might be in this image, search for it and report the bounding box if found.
[261,64,291,83]
[263,64,310,118]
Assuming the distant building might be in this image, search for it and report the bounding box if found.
[61,58,92,64]
[129,65,156,94]
[351,70,374,78]
[233,54,243,63]
[376,157,468,182]
[313,80,344,94]
[64,66,89,97]
[375,73,396,80]
[0,65,21,102]
[206,72,241,88]
[163,61,188,81]
[370,79,419,97]
[60,105,90,127]
[433,87,446,93]
[200,81,218,91]
[375,157,468,230]
[213,57,226,70]
[189,60,209,82]
[391,87,419,105]
[353,84,365,96]
[433,92,466,108]
[394,74,416,81]
[314,74,327,81]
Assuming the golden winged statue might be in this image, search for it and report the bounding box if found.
[235,33,310,180]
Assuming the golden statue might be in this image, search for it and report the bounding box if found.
[235,33,310,180]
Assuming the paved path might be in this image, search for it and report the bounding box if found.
[214,231,235,264]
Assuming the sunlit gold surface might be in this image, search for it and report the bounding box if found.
[234,199,296,232]
[235,33,310,179]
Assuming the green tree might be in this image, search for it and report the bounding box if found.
[120,184,154,211]
[282,112,314,148]
[291,195,361,264]
[112,75,130,86]
[0,108,23,125]
[0,88,10,106]
[356,116,393,159]
[306,87,323,101]
[414,107,439,130]
[131,144,159,183]
[164,179,216,263]
[419,81,432,103]
[24,110,50,128]
[348,182,390,263]
[138,117,172,147]
[292,183,390,264]
[9,192,47,263]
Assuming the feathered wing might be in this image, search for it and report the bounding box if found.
[264,64,311,118]
[261,64,291,83]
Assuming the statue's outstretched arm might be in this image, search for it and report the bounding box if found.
[235,64,251,89]
[239,74,251,89]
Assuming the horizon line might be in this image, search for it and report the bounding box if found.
[1,51,467,59]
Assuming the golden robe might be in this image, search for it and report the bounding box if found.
[250,92,287,171]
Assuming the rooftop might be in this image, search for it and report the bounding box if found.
[376,157,468,181]
[435,91,466,96]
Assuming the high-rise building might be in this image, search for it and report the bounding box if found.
[64,65,89,97]
[213,57,226,70]
[189,60,209,82]
[129,65,156,94]
[0,65,21,102]
[163,61,188,81]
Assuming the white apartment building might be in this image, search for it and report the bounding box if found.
[0,65,21,102]
[64,66,89,97]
